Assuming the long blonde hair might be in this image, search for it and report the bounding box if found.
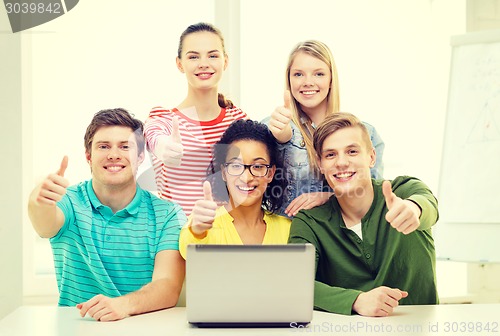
[285,40,340,174]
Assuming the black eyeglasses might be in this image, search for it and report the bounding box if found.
[223,162,271,177]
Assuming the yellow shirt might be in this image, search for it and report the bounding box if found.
[179,206,291,259]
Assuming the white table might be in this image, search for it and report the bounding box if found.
[1,304,499,336]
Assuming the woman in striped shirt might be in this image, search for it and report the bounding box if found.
[144,22,247,216]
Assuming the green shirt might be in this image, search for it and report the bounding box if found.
[288,176,439,315]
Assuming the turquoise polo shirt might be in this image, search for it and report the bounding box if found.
[51,180,186,306]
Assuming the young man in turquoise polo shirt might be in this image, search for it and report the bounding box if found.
[288,112,439,317]
[28,108,187,321]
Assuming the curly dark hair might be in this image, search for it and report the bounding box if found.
[207,119,287,213]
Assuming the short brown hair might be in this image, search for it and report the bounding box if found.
[84,108,145,155]
[313,112,372,157]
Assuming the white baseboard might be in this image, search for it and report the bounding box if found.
[439,294,474,304]
[23,295,58,306]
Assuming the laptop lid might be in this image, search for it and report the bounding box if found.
[186,244,315,327]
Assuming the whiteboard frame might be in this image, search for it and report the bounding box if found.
[435,29,500,263]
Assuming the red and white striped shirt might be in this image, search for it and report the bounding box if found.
[144,106,247,216]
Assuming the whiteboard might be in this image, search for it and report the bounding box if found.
[435,30,500,263]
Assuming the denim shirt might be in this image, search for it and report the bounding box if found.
[262,117,385,217]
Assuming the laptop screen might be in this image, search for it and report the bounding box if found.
[186,244,315,327]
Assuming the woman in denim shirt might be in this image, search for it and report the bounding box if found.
[263,40,384,217]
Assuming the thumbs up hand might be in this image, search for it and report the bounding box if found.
[268,90,293,143]
[382,180,421,235]
[35,156,70,206]
[190,181,218,237]
[154,116,184,167]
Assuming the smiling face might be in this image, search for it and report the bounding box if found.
[318,126,375,199]
[222,140,275,209]
[289,51,331,118]
[86,126,144,190]
[176,31,227,90]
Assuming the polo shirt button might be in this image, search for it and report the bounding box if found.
[106,236,111,241]
[365,253,371,259]
[357,239,361,244]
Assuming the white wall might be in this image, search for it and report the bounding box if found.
[0,8,23,319]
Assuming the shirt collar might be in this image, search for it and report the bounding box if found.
[86,180,141,217]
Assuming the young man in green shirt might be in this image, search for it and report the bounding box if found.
[288,112,438,317]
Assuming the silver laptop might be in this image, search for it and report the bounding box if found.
[186,244,315,327]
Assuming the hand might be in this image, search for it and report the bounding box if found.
[77,294,129,322]
[352,286,408,317]
[155,116,183,167]
[285,192,333,217]
[34,156,69,206]
[190,181,218,237]
[268,90,293,143]
[382,180,422,234]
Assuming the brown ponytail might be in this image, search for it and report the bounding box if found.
[218,93,234,109]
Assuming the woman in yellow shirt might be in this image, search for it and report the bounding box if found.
[179,119,291,259]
